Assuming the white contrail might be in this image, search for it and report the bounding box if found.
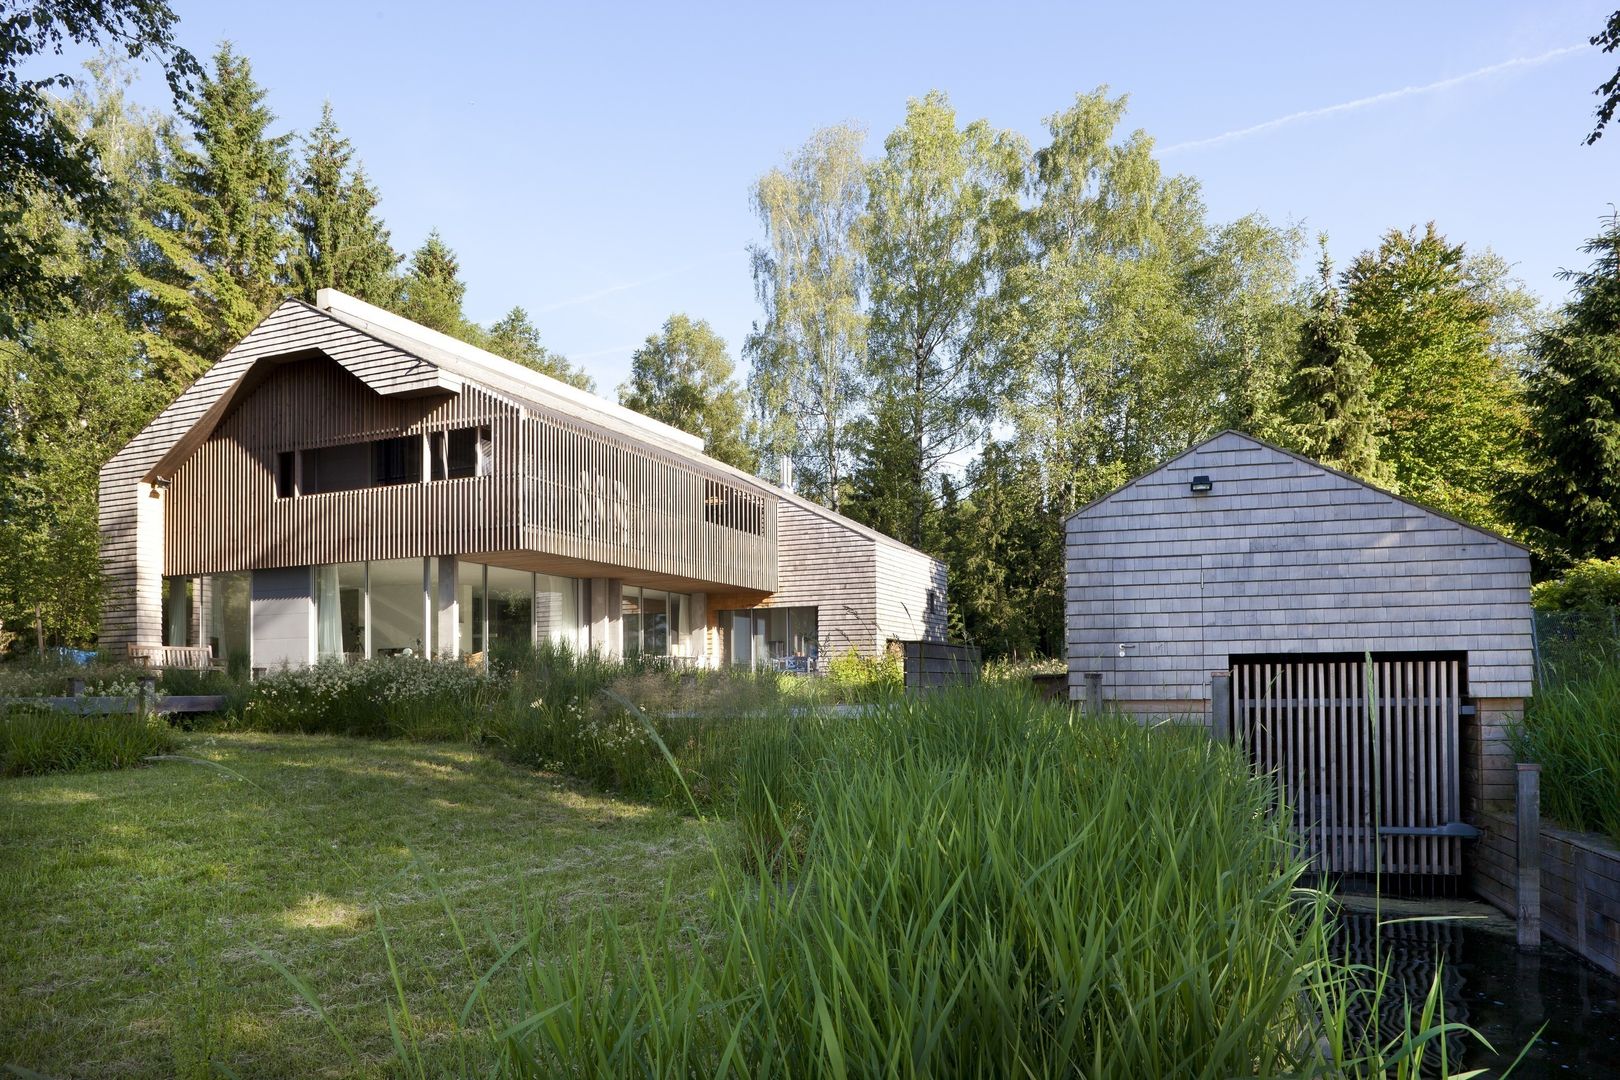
[1160,43,1587,155]
[537,250,737,313]
[570,342,642,360]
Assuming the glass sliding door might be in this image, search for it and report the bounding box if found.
[718,606,817,671]
[314,562,365,662]
[162,576,194,646]
[486,564,534,665]
[535,574,581,652]
[369,558,427,657]
[621,587,643,658]
[204,572,251,674]
[642,590,668,657]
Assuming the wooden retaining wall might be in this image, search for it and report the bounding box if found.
[1472,808,1620,976]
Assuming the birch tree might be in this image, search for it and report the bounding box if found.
[745,125,868,509]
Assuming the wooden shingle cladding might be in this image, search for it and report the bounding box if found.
[100,299,779,652]
[1065,431,1533,710]
[710,498,947,663]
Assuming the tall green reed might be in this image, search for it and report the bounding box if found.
[473,685,1495,1077]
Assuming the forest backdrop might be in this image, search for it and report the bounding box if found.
[4,4,1620,658]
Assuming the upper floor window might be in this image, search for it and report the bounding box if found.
[279,426,493,498]
[704,478,764,536]
[430,426,492,480]
[372,436,421,486]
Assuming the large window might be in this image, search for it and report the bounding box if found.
[720,607,818,672]
[535,574,581,651]
[281,428,493,497]
[622,586,690,658]
[430,426,492,480]
[372,436,421,486]
[301,441,371,494]
[162,576,193,646]
[486,565,533,660]
[370,558,427,657]
[203,572,251,673]
[314,563,366,662]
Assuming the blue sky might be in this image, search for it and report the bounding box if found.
[39,1,1619,393]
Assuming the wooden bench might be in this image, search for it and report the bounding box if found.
[128,644,216,670]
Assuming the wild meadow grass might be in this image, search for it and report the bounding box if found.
[335,686,1490,1078]
[2,655,1505,1076]
[1514,654,1620,844]
[0,705,176,776]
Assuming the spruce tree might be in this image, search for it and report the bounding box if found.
[392,230,473,337]
[135,43,293,381]
[290,102,398,303]
[1509,214,1620,562]
[1281,243,1388,484]
[486,306,595,392]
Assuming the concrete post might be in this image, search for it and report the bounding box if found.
[1517,762,1541,950]
[1210,671,1232,742]
[1084,672,1103,717]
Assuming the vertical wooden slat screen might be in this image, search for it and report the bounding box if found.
[1231,656,1462,878]
[164,355,778,593]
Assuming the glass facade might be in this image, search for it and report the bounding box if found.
[297,559,586,664]
[621,586,690,658]
[536,574,581,651]
[204,572,251,673]
[370,558,428,657]
[486,564,533,660]
[161,576,193,646]
[719,606,818,672]
[314,562,365,662]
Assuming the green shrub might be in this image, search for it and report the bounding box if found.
[1531,557,1620,611]
[1513,658,1620,844]
[1,706,176,776]
[824,646,903,700]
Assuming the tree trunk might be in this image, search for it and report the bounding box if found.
[912,351,926,549]
[35,603,45,661]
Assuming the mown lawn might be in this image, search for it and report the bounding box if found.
[0,731,718,1078]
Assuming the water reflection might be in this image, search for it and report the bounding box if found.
[1332,908,1620,1078]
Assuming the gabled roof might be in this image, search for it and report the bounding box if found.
[314,290,705,455]
[1065,429,1529,553]
[109,291,944,567]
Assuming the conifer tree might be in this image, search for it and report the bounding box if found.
[392,230,473,337]
[135,43,293,381]
[621,315,756,471]
[290,102,398,303]
[486,306,595,392]
[1280,242,1388,484]
[1509,214,1620,562]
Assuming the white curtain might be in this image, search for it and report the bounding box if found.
[315,565,343,660]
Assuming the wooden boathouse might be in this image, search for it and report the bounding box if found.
[1065,430,1533,884]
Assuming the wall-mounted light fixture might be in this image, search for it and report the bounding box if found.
[1189,474,1214,494]
[148,478,170,500]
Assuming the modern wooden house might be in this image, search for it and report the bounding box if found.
[1066,430,1533,882]
[99,291,946,672]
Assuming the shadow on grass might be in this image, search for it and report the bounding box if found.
[0,731,710,1079]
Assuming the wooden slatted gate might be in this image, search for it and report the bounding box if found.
[1230,657,1462,878]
